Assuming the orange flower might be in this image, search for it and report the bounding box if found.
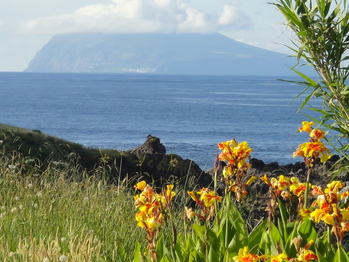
[196,188,222,207]
[290,177,309,197]
[218,140,252,170]
[294,122,331,164]
[270,253,289,262]
[233,247,262,262]
[297,249,318,261]
[299,208,311,218]
[310,128,325,139]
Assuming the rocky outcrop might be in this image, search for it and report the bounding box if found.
[128,135,166,158]
[126,135,212,188]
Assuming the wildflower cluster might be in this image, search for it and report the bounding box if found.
[261,174,309,220]
[134,181,175,261]
[293,121,330,167]
[234,241,318,262]
[309,181,349,244]
[218,139,256,201]
[186,188,222,222]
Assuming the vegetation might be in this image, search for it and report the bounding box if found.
[271,0,349,158]
[2,0,349,261]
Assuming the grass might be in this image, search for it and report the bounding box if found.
[0,148,196,261]
[0,161,144,261]
[0,123,263,261]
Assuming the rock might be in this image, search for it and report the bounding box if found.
[128,135,166,159]
[127,135,212,188]
[250,158,265,170]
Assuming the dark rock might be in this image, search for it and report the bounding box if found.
[128,135,166,159]
[265,162,280,172]
[250,158,265,169]
[127,135,212,188]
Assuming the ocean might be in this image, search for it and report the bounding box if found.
[0,72,322,169]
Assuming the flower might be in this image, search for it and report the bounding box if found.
[297,249,318,261]
[218,139,254,201]
[294,122,330,165]
[270,253,289,262]
[134,183,175,232]
[218,140,252,171]
[310,128,325,139]
[184,207,196,220]
[299,121,314,133]
[233,246,262,262]
[164,184,176,203]
[196,188,222,207]
[187,188,222,221]
[290,177,309,197]
[134,181,147,191]
[293,141,330,163]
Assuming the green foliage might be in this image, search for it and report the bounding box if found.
[0,155,144,261]
[272,0,349,157]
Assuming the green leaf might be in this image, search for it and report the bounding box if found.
[208,245,219,262]
[133,242,142,262]
[316,248,331,262]
[192,224,206,243]
[156,236,166,260]
[248,220,267,253]
[334,246,349,262]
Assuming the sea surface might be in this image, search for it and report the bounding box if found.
[0,72,323,169]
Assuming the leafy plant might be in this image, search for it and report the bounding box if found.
[271,0,349,157]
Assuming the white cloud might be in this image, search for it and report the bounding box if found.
[219,4,253,30]
[20,0,252,35]
[219,5,236,26]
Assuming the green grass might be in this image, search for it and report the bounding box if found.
[0,123,141,183]
[0,164,145,261]
[0,146,196,262]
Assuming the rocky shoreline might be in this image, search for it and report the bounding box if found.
[0,123,346,191]
[125,135,346,191]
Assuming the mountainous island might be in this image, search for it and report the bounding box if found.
[25,33,306,76]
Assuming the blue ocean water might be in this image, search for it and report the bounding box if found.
[0,72,322,169]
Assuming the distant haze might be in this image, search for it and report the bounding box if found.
[25,33,308,76]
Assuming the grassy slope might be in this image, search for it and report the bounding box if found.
[0,123,139,179]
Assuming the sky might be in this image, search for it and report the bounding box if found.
[0,0,295,72]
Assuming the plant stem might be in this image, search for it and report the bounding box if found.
[304,167,311,209]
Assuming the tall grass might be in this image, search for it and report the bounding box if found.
[0,153,146,262]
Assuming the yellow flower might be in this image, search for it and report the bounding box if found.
[325,181,344,194]
[134,181,147,191]
[233,246,260,262]
[310,128,325,139]
[290,179,308,197]
[322,213,336,225]
[297,248,318,261]
[164,184,176,202]
[299,208,311,218]
[218,140,252,167]
[197,188,222,207]
[246,176,256,185]
[188,191,200,205]
[275,175,291,190]
[299,121,314,133]
[144,217,161,232]
[270,253,289,262]
[260,174,272,187]
[341,209,349,220]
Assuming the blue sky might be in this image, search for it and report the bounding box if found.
[0,0,294,71]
